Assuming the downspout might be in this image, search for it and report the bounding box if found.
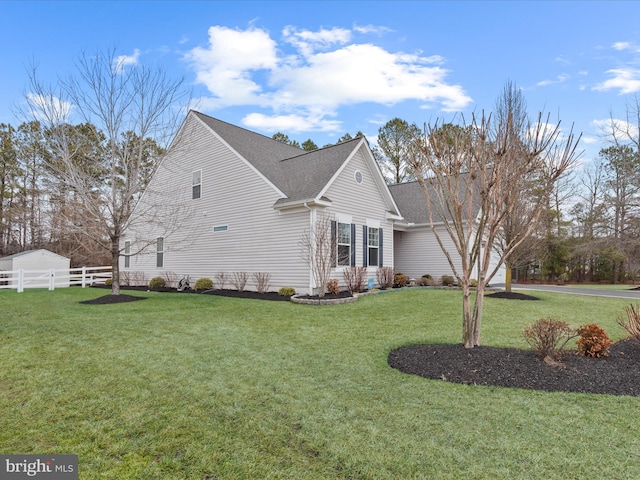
[303,202,315,295]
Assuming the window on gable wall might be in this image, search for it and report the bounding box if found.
[124,241,131,268]
[337,222,351,266]
[192,170,201,199]
[156,237,164,268]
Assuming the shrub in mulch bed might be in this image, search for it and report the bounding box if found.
[388,339,640,396]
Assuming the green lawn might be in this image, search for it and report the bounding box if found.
[1,287,639,479]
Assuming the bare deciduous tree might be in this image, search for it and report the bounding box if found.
[23,49,189,295]
[299,213,336,297]
[410,107,581,348]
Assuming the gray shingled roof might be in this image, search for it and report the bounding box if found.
[389,173,482,225]
[388,181,431,224]
[193,111,364,204]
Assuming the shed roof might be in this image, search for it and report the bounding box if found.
[0,249,70,261]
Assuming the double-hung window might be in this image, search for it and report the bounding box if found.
[337,222,351,266]
[124,241,131,268]
[156,237,164,268]
[368,227,379,267]
[363,221,383,268]
[192,170,202,199]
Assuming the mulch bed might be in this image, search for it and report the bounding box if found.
[294,291,354,300]
[388,339,640,396]
[486,291,540,300]
[86,286,292,303]
[200,289,291,301]
[80,294,147,305]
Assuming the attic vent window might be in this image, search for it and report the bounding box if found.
[213,225,229,233]
[354,170,363,184]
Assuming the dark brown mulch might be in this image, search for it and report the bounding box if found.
[91,285,292,301]
[388,339,640,396]
[294,291,354,300]
[81,294,147,305]
[201,289,291,301]
[486,291,540,300]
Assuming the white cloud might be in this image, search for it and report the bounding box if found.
[113,49,141,73]
[282,26,352,57]
[613,41,632,51]
[26,93,73,122]
[185,25,472,132]
[352,24,393,36]
[185,26,279,108]
[592,117,636,140]
[593,68,640,94]
[536,74,570,87]
[243,112,342,133]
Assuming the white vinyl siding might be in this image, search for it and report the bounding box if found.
[321,147,395,285]
[122,114,311,292]
[394,227,457,279]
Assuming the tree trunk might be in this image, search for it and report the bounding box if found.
[471,283,485,346]
[462,282,481,348]
[111,239,120,295]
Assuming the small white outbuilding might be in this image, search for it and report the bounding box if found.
[0,249,71,288]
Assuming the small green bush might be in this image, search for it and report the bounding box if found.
[105,278,112,287]
[441,275,455,286]
[420,275,437,286]
[469,278,478,288]
[278,287,296,296]
[149,276,166,289]
[576,323,612,358]
[194,277,214,291]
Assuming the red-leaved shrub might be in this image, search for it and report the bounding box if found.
[576,323,612,358]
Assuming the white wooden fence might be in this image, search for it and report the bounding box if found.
[0,266,112,293]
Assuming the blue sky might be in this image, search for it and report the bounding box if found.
[2,1,640,161]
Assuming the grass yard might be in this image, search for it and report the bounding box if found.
[1,287,639,479]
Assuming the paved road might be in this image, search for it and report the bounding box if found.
[512,283,640,300]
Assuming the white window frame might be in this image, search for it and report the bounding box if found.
[192,170,202,200]
[368,227,379,267]
[337,222,351,267]
[156,237,164,268]
[124,241,131,268]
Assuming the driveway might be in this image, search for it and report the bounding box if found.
[512,283,640,300]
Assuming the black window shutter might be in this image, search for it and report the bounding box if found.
[350,223,356,267]
[331,221,337,266]
[379,228,384,267]
[362,225,368,267]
